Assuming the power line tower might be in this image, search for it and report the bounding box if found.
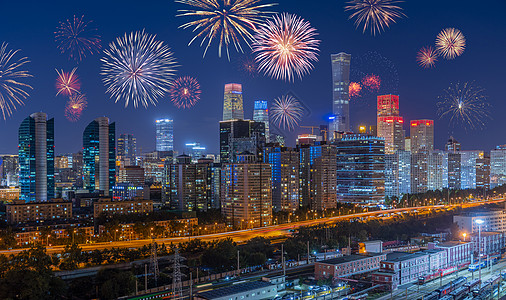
[149,241,160,285]
[171,246,184,299]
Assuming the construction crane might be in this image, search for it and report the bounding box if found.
[300,125,328,141]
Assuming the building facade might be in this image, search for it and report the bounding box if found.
[18,112,55,202]
[222,83,244,121]
[315,253,386,280]
[491,145,506,189]
[410,120,434,153]
[454,210,506,233]
[83,117,116,196]
[385,150,411,198]
[264,146,299,212]
[253,100,269,143]
[93,198,154,218]
[117,133,137,164]
[6,199,71,224]
[330,52,351,134]
[219,119,266,163]
[155,118,174,152]
[377,95,404,154]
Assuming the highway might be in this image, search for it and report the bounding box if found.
[0,198,503,256]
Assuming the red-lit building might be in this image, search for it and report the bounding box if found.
[377,95,404,154]
[410,119,434,153]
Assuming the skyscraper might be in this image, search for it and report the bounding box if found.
[445,136,461,153]
[155,119,174,152]
[18,112,54,202]
[385,150,411,198]
[330,53,351,135]
[117,133,137,163]
[490,145,506,188]
[222,83,244,121]
[377,95,404,154]
[219,119,266,163]
[264,146,299,211]
[410,120,434,153]
[253,100,269,143]
[83,117,116,196]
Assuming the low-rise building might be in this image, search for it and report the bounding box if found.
[93,198,153,218]
[194,280,277,300]
[470,231,505,258]
[6,199,72,224]
[0,187,20,202]
[428,241,472,268]
[454,210,506,233]
[315,253,386,280]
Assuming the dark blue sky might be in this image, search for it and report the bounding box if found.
[1,0,505,155]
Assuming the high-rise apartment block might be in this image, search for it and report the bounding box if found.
[377,95,404,154]
[83,117,116,196]
[410,120,434,153]
[117,133,137,164]
[491,145,506,189]
[264,146,299,212]
[222,83,244,121]
[18,112,54,202]
[155,119,174,152]
[385,150,411,198]
[221,153,272,229]
[330,53,351,135]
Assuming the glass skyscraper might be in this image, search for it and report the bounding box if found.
[222,83,244,121]
[117,133,137,163]
[377,94,404,154]
[330,53,351,136]
[155,118,174,152]
[18,112,54,202]
[83,117,116,196]
[253,100,269,143]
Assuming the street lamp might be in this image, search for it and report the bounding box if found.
[475,219,484,281]
[462,232,467,242]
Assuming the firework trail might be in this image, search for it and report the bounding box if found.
[169,76,201,108]
[345,0,406,35]
[236,54,258,77]
[361,74,381,91]
[437,82,491,130]
[416,46,438,68]
[176,0,275,59]
[55,67,81,97]
[349,82,362,98]
[101,30,178,108]
[0,43,32,120]
[435,28,466,60]
[252,13,320,81]
[55,15,101,62]
[65,93,87,122]
[270,94,304,130]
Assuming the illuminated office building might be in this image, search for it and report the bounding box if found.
[377,95,404,154]
[222,83,244,121]
[264,146,299,212]
[330,53,351,135]
[219,119,265,163]
[83,117,116,196]
[491,145,506,189]
[18,112,54,202]
[117,133,137,164]
[410,120,434,153]
[253,100,269,143]
[155,118,174,151]
[385,150,411,198]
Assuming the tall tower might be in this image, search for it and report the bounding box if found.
[253,100,269,143]
[330,53,351,135]
[377,95,404,154]
[83,117,116,196]
[18,112,54,202]
[155,119,174,152]
[117,133,137,162]
[222,83,244,121]
[410,120,434,153]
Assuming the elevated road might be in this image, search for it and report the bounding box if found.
[1,198,503,256]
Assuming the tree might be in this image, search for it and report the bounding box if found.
[59,243,83,270]
[0,269,66,300]
[201,238,237,271]
[97,268,136,300]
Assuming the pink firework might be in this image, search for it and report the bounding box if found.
[65,93,87,122]
[349,82,362,98]
[55,67,81,97]
[416,46,438,68]
[361,74,381,91]
[252,13,320,81]
[55,15,102,62]
[169,76,201,109]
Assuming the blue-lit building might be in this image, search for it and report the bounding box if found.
[155,118,174,151]
[83,117,116,196]
[112,183,146,201]
[18,112,54,202]
[385,150,411,198]
[253,100,269,143]
[335,134,385,204]
[264,146,299,211]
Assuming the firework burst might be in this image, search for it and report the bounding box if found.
[237,55,258,77]
[101,30,178,108]
[176,0,275,59]
[437,82,491,130]
[361,74,381,91]
[0,43,32,120]
[270,94,304,130]
[169,76,201,108]
[416,46,438,68]
[65,93,87,122]
[55,67,81,97]
[349,82,362,98]
[435,28,466,60]
[55,15,101,62]
[345,0,406,35]
[252,13,320,81]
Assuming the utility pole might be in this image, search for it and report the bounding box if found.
[172,247,183,299]
[189,272,193,300]
[237,250,240,274]
[307,241,310,264]
[144,264,148,292]
[149,241,160,286]
[282,244,286,278]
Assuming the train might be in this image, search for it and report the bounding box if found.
[421,276,467,300]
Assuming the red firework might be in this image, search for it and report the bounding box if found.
[65,93,87,122]
[169,76,201,109]
[361,74,381,91]
[55,67,81,97]
[349,82,362,98]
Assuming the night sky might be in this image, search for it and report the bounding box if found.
[1,0,505,155]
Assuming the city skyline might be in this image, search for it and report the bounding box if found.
[0,0,505,155]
